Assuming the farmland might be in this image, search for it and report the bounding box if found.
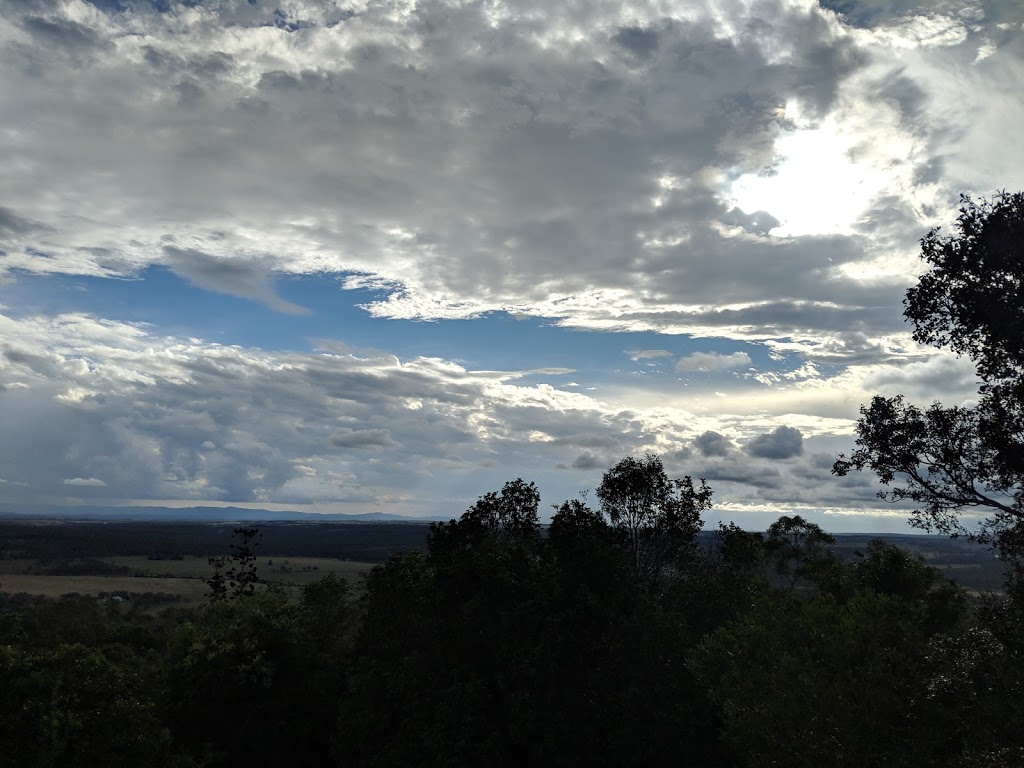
[0,521,424,604]
[0,555,375,604]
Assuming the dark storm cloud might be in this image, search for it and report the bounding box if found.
[331,429,399,449]
[550,434,622,449]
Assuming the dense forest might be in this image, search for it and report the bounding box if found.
[0,477,1021,768]
[2,194,1023,767]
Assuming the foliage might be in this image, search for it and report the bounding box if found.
[692,583,966,768]
[426,478,541,556]
[0,643,188,768]
[713,521,767,575]
[834,193,1024,556]
[206,526,262,600]
[765,515,836,588]
[596,454,712,584]
[345,472,729,768]
[167,585,352,768]
[919,594,1024,765]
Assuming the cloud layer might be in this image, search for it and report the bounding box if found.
[2,0,1019,347]
[0,0,1019,529]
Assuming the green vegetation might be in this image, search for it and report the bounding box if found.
[2,194,1024,765]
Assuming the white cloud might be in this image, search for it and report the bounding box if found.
[627,349,673,360]
[676,351,752,373]
[0,309,909,522]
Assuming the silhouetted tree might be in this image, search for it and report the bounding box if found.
[205,527,262,601]
[427,478,541,557]
[835,193,1024,561]
[765,515,835,589]
[596,454,712,584]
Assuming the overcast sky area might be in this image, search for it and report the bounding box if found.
[1,0,1022,531]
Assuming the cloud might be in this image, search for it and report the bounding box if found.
[694,431,733,457]
[0,206,49,236]
[163,247,308,315]
[0,310,655,509]
[745,426,805,459]
[676,352,752,373]
[627,349,673,360]
[0,308,953,526]
[3,0,1007,352]
[570,452,603,471]
[864,353,979,399]
[63,476,106,487]
[331,429,399,449]
[550,434,621,449]
[0,0,1019,531]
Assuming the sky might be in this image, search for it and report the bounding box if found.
[1,0,1022,531]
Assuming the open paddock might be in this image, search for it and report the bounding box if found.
[0,556,376,603]
[0,574,211,601]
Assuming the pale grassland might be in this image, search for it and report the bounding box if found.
[112,555,374,584]
[0,556,375,603]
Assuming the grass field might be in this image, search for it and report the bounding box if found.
[0,574,212,600]
[0,556,375,603]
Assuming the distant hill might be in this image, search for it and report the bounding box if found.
[0,505,446,523]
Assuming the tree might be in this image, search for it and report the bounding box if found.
[426,478,541,556]
[168,589,342,768]
[691,588,959,768]
[205,527,262,601]
[596,454,712,584]
[714,521,767,575]
[834,193,1024,558]
[0,644,186,768]
[765,515,836,589]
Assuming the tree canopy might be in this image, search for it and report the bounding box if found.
[596,454,712,584]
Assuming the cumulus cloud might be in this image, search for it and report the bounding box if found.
[676,352,752,373]
[1,0,1015,350]
[864,353,979,399]
[0,311,661,509]
[745,426,805,459]
[0,0,1018,530]
[0,308,959,525]
[694,430,734,457]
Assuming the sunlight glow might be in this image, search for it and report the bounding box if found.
[728,114,896,237]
